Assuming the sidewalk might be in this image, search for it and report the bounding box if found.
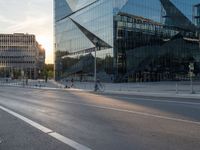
[0,79,61,90]
[58,81,200,99]
[1,79,199,99]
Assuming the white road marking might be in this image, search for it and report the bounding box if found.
[0,106,52,133]
[1,91,200,127]
[52,100,200,126]
[0,105,92,150]
[50,132,91,150]
[104,96,200,105]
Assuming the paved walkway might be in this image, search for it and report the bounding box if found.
[58,81,200,99]
[0,79,61,89]
[1,78,199,99]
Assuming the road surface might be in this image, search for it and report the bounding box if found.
[0,86,200,150]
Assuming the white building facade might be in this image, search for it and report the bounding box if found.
[0,33,45,79]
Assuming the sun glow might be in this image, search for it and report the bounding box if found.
[36,35,53,64]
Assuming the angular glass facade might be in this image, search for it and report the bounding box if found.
[54,0,200,82]
[194,4,200,27]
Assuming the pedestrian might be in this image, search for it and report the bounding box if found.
[95,79,102,91]
[71,78,74,88]
[45,75,48,83]
[26,77,28,85]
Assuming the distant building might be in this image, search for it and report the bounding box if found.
[0,33,45,79]
[54,0,200,82]
[38,44,46,74]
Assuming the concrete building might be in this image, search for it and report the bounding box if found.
[54,0,200,82]
[0,33,45,79]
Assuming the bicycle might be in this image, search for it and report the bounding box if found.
[94,82,105,92]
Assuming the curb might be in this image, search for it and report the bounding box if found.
[101,90,200,100]
[56,86,200,100]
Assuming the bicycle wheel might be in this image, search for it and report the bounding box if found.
[99,84,105,92]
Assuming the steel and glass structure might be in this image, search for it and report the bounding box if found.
[54,0,200,82]
[194,3,200,28]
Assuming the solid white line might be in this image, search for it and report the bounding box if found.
[106,96,200,105]
[0,105,52,133]
[49,132,91,150]
[0,105,92,150]
[1,92,199,126]
[53,100,200,126]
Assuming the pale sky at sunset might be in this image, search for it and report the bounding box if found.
[0,0,53,64]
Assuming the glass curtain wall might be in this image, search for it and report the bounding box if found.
[194,4,200,27]
[55,0,114,81]
[114,0,200,82]
[54,0,200,82]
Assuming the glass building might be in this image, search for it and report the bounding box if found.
[54,0,200,82]
[194,3,200,28]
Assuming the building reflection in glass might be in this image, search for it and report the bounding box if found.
[54,0,200,82]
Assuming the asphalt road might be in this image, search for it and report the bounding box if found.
[0,86,200,150]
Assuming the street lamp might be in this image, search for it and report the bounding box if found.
[189,62,195,94]
[93,38,98,91]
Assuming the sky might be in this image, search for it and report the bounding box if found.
[0,0,199,64]
[0,0,53,64]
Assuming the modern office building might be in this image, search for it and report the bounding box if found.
[54,0,200,82]
[0,33,45,79]
[194,3,200,28]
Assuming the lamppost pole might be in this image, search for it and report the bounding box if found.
[94,45,97,91]
[94,40,98,91]
[189,62,195,94]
